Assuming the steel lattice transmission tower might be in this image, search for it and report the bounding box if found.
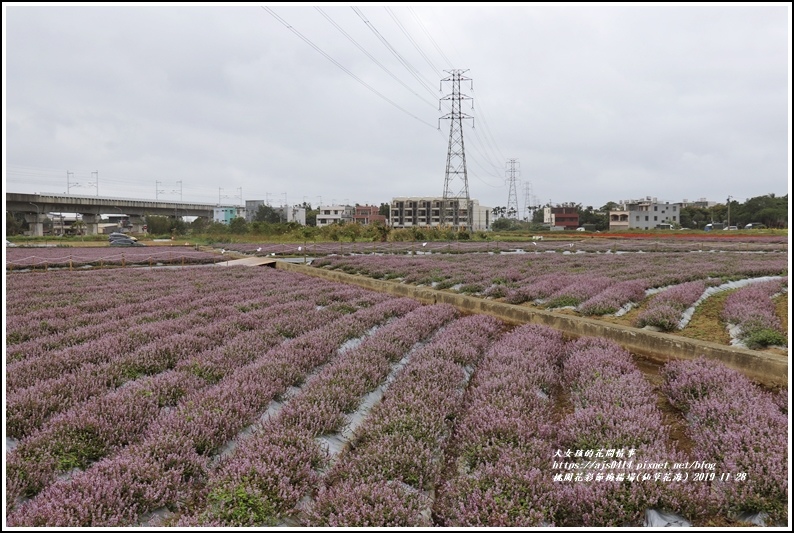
[440,69,473,230]
[522,181,532,221]
[505,159,520,219]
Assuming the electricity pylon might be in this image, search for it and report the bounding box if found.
[440,69,473,230]
[506,159,520,219]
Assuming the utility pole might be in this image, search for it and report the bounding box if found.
[440,69,473,230]
[505,159,520,219]
[157,181,165,201]
[726,196,732,227]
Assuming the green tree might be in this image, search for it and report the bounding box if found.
[229,217,248,234]
[379,203,391,217]
[254,205,282,224]
[364,220,390,242]
[190,217,210,234]
[206,221,230,235]
[738,193,787,228]
[491,218,513,231]
[577,205,608,230]
[492,206,507,219]
[6,212,27,235]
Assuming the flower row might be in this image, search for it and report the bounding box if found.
[435,324,568,526]
[308,314,505,527]
[661,359,788,524]
[180,303,459,526]
[721,278,788,348]
[313,252,787,318]
[214,236,788,257]
[5,247,219,269]
[634,280,709,331]
[6,295,418,526]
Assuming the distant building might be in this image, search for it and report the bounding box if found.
[543,206,579,230]
[245,200,265,222]
[389,197,491,231]
[609,197,681,230]
[280,205,306,225]
[213,207,238,224]
[353,205,387,225]
[316,205,354,227]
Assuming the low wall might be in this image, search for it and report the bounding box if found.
[274,261,788,387]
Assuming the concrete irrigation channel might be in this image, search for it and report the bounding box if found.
[266,260,787,388]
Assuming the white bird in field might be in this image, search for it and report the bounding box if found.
[422,242,427,247]
[221,249,225,254]
[298,246,302,251]
[570,243,574,248]
[532,242,537,246]
[257,247,262,253]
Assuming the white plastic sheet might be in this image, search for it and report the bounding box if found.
[644,509,692,527]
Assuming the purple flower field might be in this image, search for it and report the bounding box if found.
[312,251,787,345]
[5,247,220,269]
[214,236,788,256]
[5,266,788,526]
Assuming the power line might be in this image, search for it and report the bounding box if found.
[351,6,439,100]
[408,7,455,70]
[315,7,437,109]
[385,7,441,75]
[263,6,437,129]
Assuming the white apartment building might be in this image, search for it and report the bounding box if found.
[389,197,491,231]
[609,197,682,230]
[316,205,354,226]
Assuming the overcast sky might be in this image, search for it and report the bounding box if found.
[3,3,791,215]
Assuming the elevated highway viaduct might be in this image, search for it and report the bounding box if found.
[6,192,220,236]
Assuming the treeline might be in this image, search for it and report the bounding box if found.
[495,193,788,231]
[144,216,487,243]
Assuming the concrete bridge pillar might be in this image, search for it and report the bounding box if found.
[24,213,48,237]
[80,214,101,235]
[129,215,147,233]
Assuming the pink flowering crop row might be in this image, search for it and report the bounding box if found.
[5,247,219,269]
[550,338,689,526]
[6,294,415,526]
[435,324,568,526]
[314,252,786,318]
[5,296,355,503]
[6,273,363,438]
[307,314,505,527]
[721,278,788,348]
[661,359,788,524]
[6,268,390,508]
[215,236,788,257]
[180,303,457,526]
[634,280,709,331]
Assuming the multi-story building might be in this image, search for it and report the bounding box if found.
[389,197,491,231]
[609,197,682,230]
[213,207,239,224]
[245,200,265,222]
[352,205,387,225]
[543,206,579,230]
[281,205,306,225]
[316,205,354,227]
